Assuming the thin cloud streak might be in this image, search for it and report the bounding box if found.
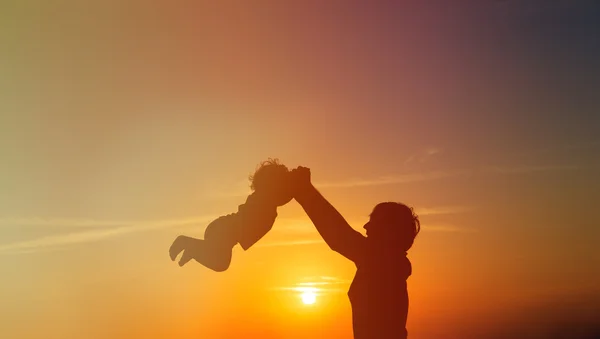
[199,162,578,197]
[0,220,473,255]
[316,170,465,188]
[270,276,352,294]
[423,224,478,233]
[312,163,580,189]
[513,140,600,158]
[297,281,351,287]
[319,276,347,281]
[275,206,473,233]
[203,169,462,197]
[487,164,581,174]
[270,286,347,293]
[0,215,217,254]
[256,239,324,248]
[0,217,130,228]
[259,223,473,249]
[0,162,574,254]
[416,206,474,216]
[403,147,443,166]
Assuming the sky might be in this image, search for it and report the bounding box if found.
[1,1,599,338]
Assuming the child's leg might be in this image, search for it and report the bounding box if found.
[169,235,198,265]
[169,235,232,271]
[204,214,241,248]
[189,239,232,272]
[170,214,240,271]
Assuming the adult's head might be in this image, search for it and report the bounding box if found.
[364,202,420,251]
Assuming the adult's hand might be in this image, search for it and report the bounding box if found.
[290,166,312,195]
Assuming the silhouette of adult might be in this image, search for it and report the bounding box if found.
[291,167,420,339]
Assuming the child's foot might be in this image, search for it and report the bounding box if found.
[169,235,195,263]
[169,235,232,272]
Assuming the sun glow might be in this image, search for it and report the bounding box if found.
[301,291,317,305]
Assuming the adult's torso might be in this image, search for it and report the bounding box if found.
[348,247,411,339]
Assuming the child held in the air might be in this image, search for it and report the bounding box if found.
[169,159,293,272]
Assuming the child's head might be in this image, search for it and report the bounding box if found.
[249,158,293,206]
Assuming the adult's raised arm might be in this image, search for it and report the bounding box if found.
[292,167,366,262]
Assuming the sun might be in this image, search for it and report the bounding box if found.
[301,291,317,305]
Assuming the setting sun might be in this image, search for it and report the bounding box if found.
[301,291,317,305]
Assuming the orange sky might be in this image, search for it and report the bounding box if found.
[1,1,600,338]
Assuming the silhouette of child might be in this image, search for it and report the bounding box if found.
[169,159,293,271]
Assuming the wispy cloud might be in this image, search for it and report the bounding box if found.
[318,276,346,281]
[404,147,443,166]
[0,215,217,254]
[202,168,461,197]
[257,221,474,250]
[5,245,73,255]
[0,212,472,255]
[316,170,465,189]
[274,206,472,233]
[423,224,478,233]
[296,276,352,287]
[486,164,581,174]
[270,275,352,294]
[0,217,128,228]
[314,162,581,189]
[199,160,582,199]
[273,218,325,233]
[416,206,474,216]
[318,162,583,189]
[513,140,600,158]
[1,161,577,254]
[256,239,324,248]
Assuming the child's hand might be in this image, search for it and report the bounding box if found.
[169,235,198,267]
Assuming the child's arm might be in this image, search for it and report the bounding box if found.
[293,168,366,263]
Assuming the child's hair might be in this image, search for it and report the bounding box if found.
[249,158,290,191]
